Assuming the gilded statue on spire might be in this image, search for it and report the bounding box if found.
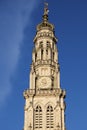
[44,2,49,15]
[36,1,54,31]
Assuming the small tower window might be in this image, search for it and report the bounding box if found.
[52,77,54,88]
[47,41,50,47]
[46,106,54,128]
[34,106,42,129]
[35,53,37,61]
[41,49,43,60]
[47,41,50,44]
[40,41,43,48]
[46,49,48,55]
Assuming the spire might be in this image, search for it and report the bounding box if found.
[43,2,49,23]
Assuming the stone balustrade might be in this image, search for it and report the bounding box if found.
[23,88,66,98]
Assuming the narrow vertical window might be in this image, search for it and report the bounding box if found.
[47,41,50,44]
[34,106,42,129]
[41,49,43,60]
[46,49,48,55]
[46,106,54,128]
[52,77,54,88]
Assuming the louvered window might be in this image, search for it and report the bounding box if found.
[34,106,42,129]
[46,106,54,128]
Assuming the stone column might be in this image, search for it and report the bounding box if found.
[30,71,32,89]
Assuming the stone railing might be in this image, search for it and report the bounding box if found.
[32,59,58,68]
[23,88,66,98]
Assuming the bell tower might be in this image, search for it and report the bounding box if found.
[23,3,66,130]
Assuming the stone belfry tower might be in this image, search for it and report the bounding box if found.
[23,3,66,130]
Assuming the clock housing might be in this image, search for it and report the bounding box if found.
[37,77,51,89]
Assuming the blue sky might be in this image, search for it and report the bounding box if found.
[0,0,87,130]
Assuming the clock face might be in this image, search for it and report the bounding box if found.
[37,77,51,89]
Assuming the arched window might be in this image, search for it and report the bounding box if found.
[34,106,42,129]
[46,106,54,128]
